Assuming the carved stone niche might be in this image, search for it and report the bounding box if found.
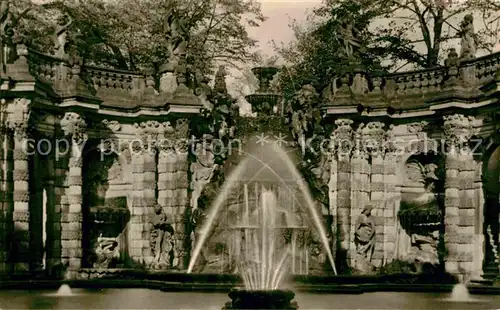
[83,148,130,268]
[398,154,444,270]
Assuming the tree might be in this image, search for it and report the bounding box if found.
[9,0,265,74]
[314,0,500,70]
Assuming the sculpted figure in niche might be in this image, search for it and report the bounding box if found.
[190,136,217,210]
[150,204,174,269]
[94,235,120,268]
[354,204,376,273]
[459,14,477,61]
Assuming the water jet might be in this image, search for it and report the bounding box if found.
[55,284,73,296]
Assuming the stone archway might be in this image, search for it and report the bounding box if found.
[482,145,500,279]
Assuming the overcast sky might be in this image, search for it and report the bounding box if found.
[247,0,322,57]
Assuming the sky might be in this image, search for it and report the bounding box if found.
[246,0,322,57]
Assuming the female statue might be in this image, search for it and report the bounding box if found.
[150,203,174,268]
[354,204,376,266]
[54,13,73,58]
[459,14,477,60]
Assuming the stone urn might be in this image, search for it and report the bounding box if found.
[245,66,281,115]
[222,289,298,310]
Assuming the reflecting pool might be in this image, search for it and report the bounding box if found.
[0,288,498,309]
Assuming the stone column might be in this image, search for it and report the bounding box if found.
[6,98,31,274]
[0,99,9,275]
[443,114,478,280]
[349,125,370,266]
[142,145,157,266]
[172,119,190,270]
[59,112,87,278]
[129,143,146,266]
[383,149,399,265]
[331,119,353,269]
[370,153,385,268]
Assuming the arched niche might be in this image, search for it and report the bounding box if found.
[396,152,445,270]
[82,147,131,269]
[481,144,500,278]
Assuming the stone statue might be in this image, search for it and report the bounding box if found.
[164,4,188,63]
[94,235,120,268]
[288,84,320,141]
[150,203,174,269]
[0,0,12,71]
[190,136,217,210]
[214,65,227,94]
[354,203,376,273]
[459,14,477,61]
[339,21,362,60]
[53,13,73,58]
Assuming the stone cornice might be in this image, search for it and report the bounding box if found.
[2,44,498,122]
[323,51,500,118]
[1,48,203,119]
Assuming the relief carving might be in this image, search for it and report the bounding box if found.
[6,98,31,140]
[60,112,87,145]
[93,235,120,268]
[443,114,479,152]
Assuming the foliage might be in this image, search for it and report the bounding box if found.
[379,259,416,274]
[366,0,500,69]
[9,0,265,73]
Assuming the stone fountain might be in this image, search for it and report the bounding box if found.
[245,66,281,115]
[187,141,337,309]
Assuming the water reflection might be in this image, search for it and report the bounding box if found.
[0,290,497,309]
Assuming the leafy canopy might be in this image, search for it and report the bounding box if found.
[9,0,265,74]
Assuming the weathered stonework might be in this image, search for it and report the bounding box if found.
[0,27,498,281]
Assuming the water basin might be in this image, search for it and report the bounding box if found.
[0,289,498,309]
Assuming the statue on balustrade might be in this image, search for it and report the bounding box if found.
[94,235,120,268]
[53,13,73,59]
[459,14,477,61]
[0,0,10,70]
[1,0,23,70]
[150,204,174,269]
[338,20,364,62]
[164,3,189,65]
[354,204,376,273]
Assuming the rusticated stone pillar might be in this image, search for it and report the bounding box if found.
[349,125,370,266]
[60,112,87,278]
[172,119,190,270]
[142,146,157,266]
[0,100,9,274]
[383,148,399,264]
[330,119,353,269]
[129,144,146,265]
[443,114,478,280]
[370,153,385,268]
[158,145,176,225]
[6,98,31,274]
